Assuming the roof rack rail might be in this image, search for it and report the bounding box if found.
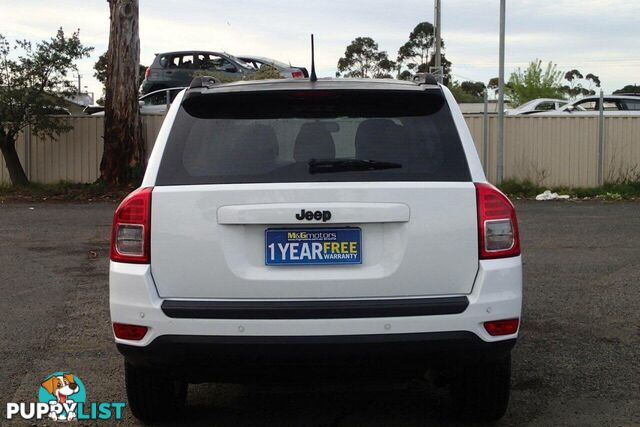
[189,76,222,89]
[413,72,439,85]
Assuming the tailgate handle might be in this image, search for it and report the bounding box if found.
[217,203,410,225]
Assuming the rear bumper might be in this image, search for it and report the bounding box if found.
[118,332,515,382]
[110,256,522,381]
[160,296,469,319]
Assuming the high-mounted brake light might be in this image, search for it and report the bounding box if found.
[289,91,337,100]
[475,183,520,259]
[110,187,152,263]
[291,70,304,79]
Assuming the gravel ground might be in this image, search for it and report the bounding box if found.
[0,200,638,426]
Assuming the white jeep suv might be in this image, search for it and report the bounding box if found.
[110,76,522,422]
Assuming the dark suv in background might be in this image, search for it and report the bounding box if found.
[140,51,255,94]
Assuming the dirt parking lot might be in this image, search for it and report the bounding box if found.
[1,200,638,426]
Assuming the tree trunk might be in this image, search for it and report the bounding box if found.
[99,0,145,186]
[0,136,29,186]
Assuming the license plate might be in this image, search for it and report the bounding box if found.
[265,228,362,266]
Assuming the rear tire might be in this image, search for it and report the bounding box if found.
[125,361,188,423]
[449,355,511,422]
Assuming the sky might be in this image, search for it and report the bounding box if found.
[1,0,638,102]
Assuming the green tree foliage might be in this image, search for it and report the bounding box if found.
[460,81,486,98]
[336,37,395,78]
[613,84,640,95]
[0,29,92,185]
[250,64,283,80]
[425,53,452,84]
[193,64,283,83]
[562,69,600,98]
[396,22,451,83]
[398,70,413,81]
[94,51,146,104]
[93,52,108,84]
[487,77,499,95]
[397,22,436,70]
[94,51,146,87]
[506,60,565,106]
[448,81,486,103]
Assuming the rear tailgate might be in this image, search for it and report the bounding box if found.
[149,85,479,300]
[150,182,478,299]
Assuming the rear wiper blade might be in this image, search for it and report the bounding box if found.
[308,158,402,174]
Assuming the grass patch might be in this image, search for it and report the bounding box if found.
[0,181,132,203]
[499,179,640,200]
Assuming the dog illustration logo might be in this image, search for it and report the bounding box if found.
[38,372,86,421]
[6,372,124,421]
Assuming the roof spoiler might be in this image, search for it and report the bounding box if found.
[413,72,439,85]
[189,76,222,89]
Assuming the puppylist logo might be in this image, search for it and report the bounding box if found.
[5,372,125,422]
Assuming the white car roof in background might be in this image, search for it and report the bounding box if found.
[238,55,292,69]
[140,87,186,99]
[514,98,566,108]
[570,94,639,102]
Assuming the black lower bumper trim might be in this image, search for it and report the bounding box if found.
[117,332,515,383]
[161,296,469,319]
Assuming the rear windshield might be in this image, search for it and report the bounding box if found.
[156,89,471,185]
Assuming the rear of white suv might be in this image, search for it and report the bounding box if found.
[110,78,522,422]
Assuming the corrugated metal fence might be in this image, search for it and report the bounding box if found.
[0,115,166,185]
[465,115,640,187]
[2,115,639,187]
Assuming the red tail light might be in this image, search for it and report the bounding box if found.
[291,70,304,78]
[144,67,151,79]
[113,323,148,340]
[110,187,152,263]
[475,182,520,259]
[484,318,520,336]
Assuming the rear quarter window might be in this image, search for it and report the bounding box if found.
[622,99,640,110]
[156,89,471,185]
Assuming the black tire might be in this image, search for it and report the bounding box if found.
[449,355,511,422]
[125,361,188,423]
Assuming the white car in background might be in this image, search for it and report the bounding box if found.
[237,55,308,79]
[91,87,185,116]
[533,95,640,116]
[506,98,567,115]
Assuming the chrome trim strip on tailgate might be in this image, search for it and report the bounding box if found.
[217,202,410,224]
